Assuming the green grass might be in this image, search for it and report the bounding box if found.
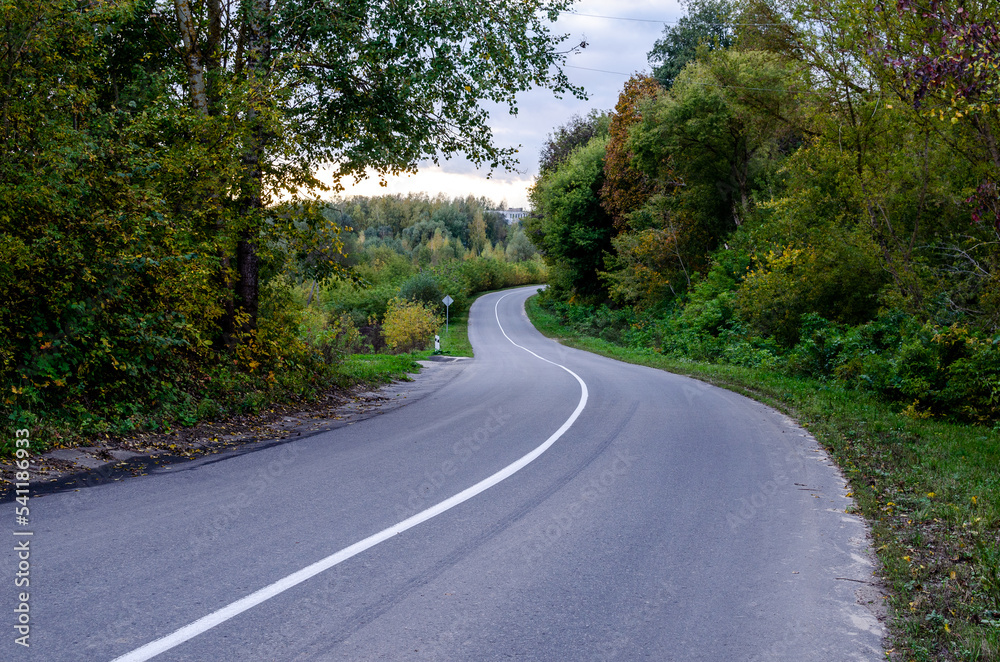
[526,295,1000,662]
[437,302,473,357]
[336,351,431,386]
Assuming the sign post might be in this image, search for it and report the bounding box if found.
[442,295,454,335]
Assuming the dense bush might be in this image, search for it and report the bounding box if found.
[398,272,444,309]
[538,285,1000,424]
[381,299,442,354]
[300,308,368,360]
[817,318,1000,423]
[736,237,883,347]
[459,257,508,293]
[321,281,398,327]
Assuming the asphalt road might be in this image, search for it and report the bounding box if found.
[2,286,885,661]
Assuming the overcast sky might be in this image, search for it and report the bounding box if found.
[322,0,684,209]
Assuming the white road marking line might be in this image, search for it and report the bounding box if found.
[111,288,588,662]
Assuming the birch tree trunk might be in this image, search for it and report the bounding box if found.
[173,0,208,115]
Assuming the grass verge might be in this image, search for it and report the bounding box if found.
[526,295,1000,662]
[336,351,431,386]
[437,302,473,358]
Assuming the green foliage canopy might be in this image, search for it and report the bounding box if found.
[527,136,615,299]
[647,0,734,87]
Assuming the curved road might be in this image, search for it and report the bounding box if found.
[3,286,884,661]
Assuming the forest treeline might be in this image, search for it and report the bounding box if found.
[528,0,1000,424]
[309,193,544,356]
[0,1,565,446]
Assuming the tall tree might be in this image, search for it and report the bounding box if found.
[527,136,615,299]
[595,48,809,306]
[600,75,662,229]
[776,0,1000,323]
[880,0,1000,226]
[648,0,734,87]
[632,49,808,237]
[469,209,490,255]
[163,0,585,336]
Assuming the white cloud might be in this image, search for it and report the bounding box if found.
[332,1,683,209]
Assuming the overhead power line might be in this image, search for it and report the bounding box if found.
[566,64,638,76]
[565,64,821,95]
[562,10,787,28]
[563,11,667,24]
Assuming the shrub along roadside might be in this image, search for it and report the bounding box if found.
[382,298,443,354]
[0,284,493,462]
[4,242,543,457]
[526,295,1000,662]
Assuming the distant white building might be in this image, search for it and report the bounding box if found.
[488,207,529,224]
